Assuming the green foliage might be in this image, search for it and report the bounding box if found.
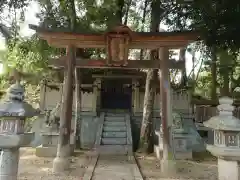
[164,0,240,52]
[1,0,239,101]
[0,0,30,12]
[1,36,60,83]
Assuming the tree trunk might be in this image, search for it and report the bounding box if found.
[139,0,164,154]
[0,24,11,43]
[139,0,149,60]
[211,47,217,100]
[221,67,230,96]
[116,0,125,24]
[179,48,187,87]
[123,0,132,25]
[139,69,157,153]
[219,51,232,97]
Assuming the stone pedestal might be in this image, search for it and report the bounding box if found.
[36,114,75,157]
[173,130,192,159]
[218,159,238,180]
[0,148,19,180]
[0,82,37,180]
[155,113,192,160]
[36,131,75,157]
[36,132,59,157]
[204,97,240,180]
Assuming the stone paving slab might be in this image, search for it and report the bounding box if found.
[91,155,143,180]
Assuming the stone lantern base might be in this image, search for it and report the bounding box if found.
[0,133,34,180]
[35,132,75,157]
[218,159,238,180]
[0,148,19,180]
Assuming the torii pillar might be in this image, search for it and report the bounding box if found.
[53,46,76,172]
[159,47,175,174]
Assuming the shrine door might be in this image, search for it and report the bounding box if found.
[100,79,132,110]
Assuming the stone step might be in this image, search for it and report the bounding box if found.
[97,145,128,155]
[105,116,125,122]
[104,121,126,126]
[103,126,127,132]
[101,138,127,145]
[102,132,127,138]
[105,112,126,116]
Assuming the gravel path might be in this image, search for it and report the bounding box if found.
[18,148,92,180]
[136,153,218,180]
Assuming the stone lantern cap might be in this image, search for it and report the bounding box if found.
[0,82,37,118]
[204,96,240,131]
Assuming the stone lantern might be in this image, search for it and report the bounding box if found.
[204,96,240,180]
[0,82,37,180]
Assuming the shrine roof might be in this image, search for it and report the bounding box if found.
[29,24,200,49]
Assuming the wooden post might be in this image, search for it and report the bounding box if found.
[96,78,102,114]
[74,68,81,148]
[92,78,100,115]
[53,45,75,172]
[39,80,47,111]
[159,47,175,174]
[132,79,140,115]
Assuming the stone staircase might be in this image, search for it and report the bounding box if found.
[95,112,132,155]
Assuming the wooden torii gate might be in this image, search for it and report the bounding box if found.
[29,24,199,172]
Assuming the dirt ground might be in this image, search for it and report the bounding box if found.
[18,148,92,180]
[18,148,219,180]
[135,152,218,180]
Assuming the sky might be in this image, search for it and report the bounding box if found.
[0,1,200,75]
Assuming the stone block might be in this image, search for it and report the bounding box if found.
[174,151,192,159]
[173,138,188,152]
[218,158,238,180]
[104,121,126,126]
[102,138,127,145]
[35,144,75,157]
[0,133,34,148]
[102,132,127,138]
[103,126,126,132]
[97,145,128,155]
[41,133,59,147]
[105,116,125,122]
[35,145,57,157]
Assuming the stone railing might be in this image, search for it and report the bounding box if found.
[94,112,105,149]
[125,113,133,155]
